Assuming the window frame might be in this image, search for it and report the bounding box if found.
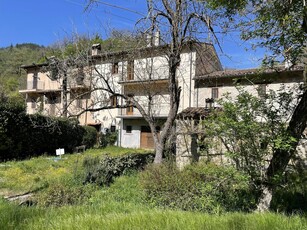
[110,95,118,107]
[112,62,119,74]
[257,84,266,98]
[127,60,134,80]
[211,87,219,99]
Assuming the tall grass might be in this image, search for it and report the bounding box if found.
[1,148,306,229]
[1,198,307,230]
[1,175,307,230]
[0,146,150,195]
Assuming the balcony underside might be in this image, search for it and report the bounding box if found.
[19,89,62,94]
[117,114,168,119]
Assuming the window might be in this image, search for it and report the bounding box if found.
[110,125,116,132]
[126,95,134,115]
[257,84,266,98]
[31,100,36,109]
[126,103,134,115]
[211,88,219,99]
[77,99,82,108]
[76,69,85,85]
[126,125,132,133]
[112,62,119,74]
[48,94,58,104]
[127,60,134,80]
[110,95,118,107]
[50,65,58,80]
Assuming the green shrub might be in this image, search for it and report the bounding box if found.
[82,126,97,148]
[0,100,85,161]
[270,169,307,213]
[83,153,154,186]
[22,116,85,156]
[140,162,255,213]
[0,99,27,160]
[99,131,118,148]
[36,176,95,207]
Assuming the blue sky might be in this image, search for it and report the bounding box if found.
[0,0,264,69]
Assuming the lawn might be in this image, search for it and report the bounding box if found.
[0,147,306,230]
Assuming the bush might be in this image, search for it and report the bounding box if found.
[0,99,27,160]
[270,169,307,213]
[83,153,154,186]
[82,126,97,149]
[36,176,95,207]
[0,100,85,161]
[22,116,85,157]
[99,131,118,148]
[140,162,255,213]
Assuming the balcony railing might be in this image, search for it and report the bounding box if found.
[20,81,45,91]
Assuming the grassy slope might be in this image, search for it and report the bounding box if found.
[1,175,306,229]
[0,147,306,229]
[0,146,148,196]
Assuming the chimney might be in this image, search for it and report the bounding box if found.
[154,31,160,46]
[91,43,101,56]
[146,31,160,47]
[146,34,152,47]
[285,59,292,69]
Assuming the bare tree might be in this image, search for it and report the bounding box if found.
[85,0,221,163]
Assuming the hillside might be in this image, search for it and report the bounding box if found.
[0,43,53,99]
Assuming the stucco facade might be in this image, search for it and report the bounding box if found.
[21,42,306,153]
[176,66,305,168]
[89,42,222,149]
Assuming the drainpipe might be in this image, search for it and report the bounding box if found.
[62,72,68,118]
[189,47,193,107]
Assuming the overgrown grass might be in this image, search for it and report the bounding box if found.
[1,200,307,229]
[0,146,149,196]
[1,148,306,229]
[1,174,307,229]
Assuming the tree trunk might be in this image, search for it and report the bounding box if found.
[154,141,164,164]
[257,88,307,211]
[256,186,273,212]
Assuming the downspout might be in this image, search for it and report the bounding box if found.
[189,47,193,107]
[118,61,124,147]
[85,66,92,125]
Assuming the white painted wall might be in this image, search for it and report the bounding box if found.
[196,82,303,108]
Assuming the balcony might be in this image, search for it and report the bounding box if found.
[117,103,169,119]
[69,77,91,90]
[19,81,45,93]
[19,80,62,94]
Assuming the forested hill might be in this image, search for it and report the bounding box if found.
[0,43,52,98]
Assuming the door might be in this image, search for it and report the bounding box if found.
[140,126,157,149]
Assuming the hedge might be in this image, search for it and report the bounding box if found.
[0,100,85,161]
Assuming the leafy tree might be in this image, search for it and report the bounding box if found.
[205,0,307,212]
[206,0,306,65]
[203,87,300,189]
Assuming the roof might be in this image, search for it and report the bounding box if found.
[177,107,214,120]
[20,41,217,69]
[90,41,215,62]
[20,63,48,69]
[194,65,304,80]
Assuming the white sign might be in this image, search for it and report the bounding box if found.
[56,148,65,156]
